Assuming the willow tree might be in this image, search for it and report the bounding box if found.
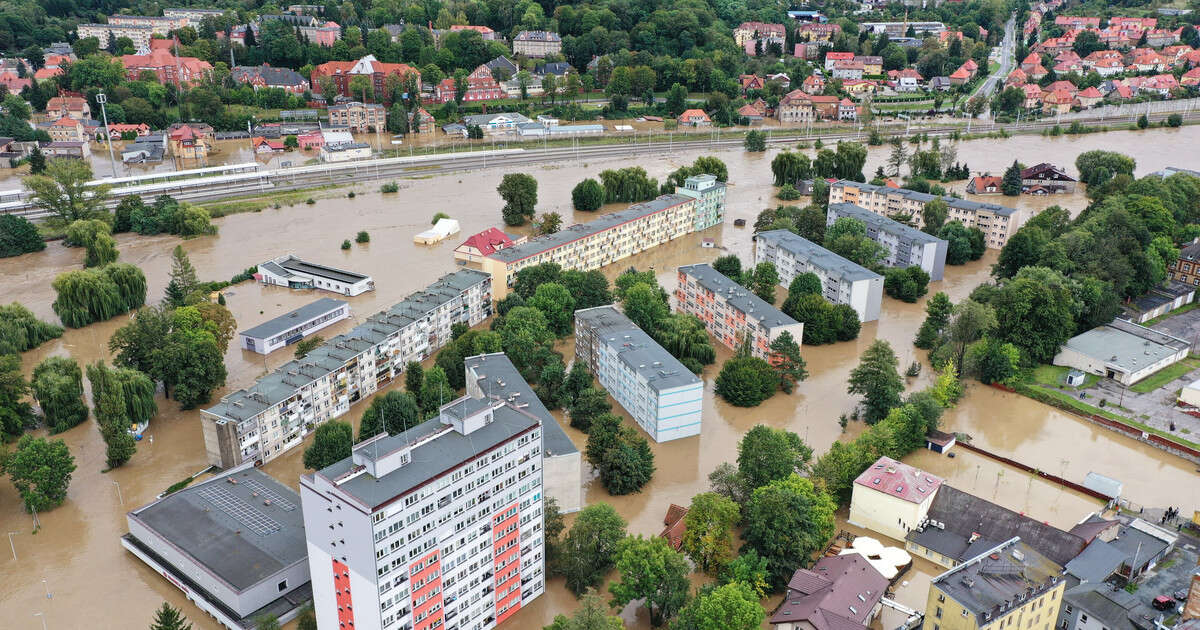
[23,158,111,223]
[104,263,147,312]
[0,302,63,354]
[51,263,146,328]
[86,361,152,468]
[65,219,118,267]
[31,356,88,433]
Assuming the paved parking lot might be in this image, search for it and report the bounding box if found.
[1150,308,1200,350]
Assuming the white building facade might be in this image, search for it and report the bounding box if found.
[239,298,350,355]
[754,229,884,322]
[827,203,948,281]
[258,254,375,296]
[574,306,704,442]
[299,397,546,630]
[202,270,492,468]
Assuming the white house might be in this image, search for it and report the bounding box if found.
[257,254,375,296]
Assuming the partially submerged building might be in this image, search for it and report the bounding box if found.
[848,456,944,542]
[238,298,350,355]
[754,229,884,322]
[922,538,1066,630]
[257,254,374,296]
[769,553,890,630]
[826,202,948,281]
[1052,319,1190,385]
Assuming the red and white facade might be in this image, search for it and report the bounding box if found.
[300,396,546,630]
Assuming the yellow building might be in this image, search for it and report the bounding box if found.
[848,456,943,542]
[830,180,1025,250]
[479,175,726,300]
[923,538,1066,630]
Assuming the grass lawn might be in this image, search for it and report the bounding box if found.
[1028,384,1200,450]
[1143,301,1200,326]
[1031,364,1098,390]
[1129,357,1200,393]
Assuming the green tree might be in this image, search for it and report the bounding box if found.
[569,387,612,431]
[560,271,612,310]
[419,365,454,415]
[572,178,605,211]
[498,173,538,226]
[545,589,624,630]
[771,151,812,186]
[561,503,627,595]
[622,282,670,331]
[302,420,352,470]
[883,266,930,303]
[0,214,46,257]
[295,605,316,630]
[965,337,1021,384]
[744,131,766,152]
[945,299,998,370]
[787,273,822,299]
[1001,160,1022,196]
[164,246,199,307]
[599,167,658,203]
[681,492,740,573]
[32,356,88,434]
[528,282,576,336]
[86,361,152,468]
[720,549,770,598]
[914,292,952,349]
[599,426,655,495]
[357,391,421,441]
[609,535,691,627]
[52,264,147,328]
[294,335,325,359]
[712,255,743,282]
[994,226,1048,278]
[24,159,111,223]
[921,199,948,234]
[768,332,807,393]
[0,354,34,439]
[65,219,118,268]
[670,582,764,630]
[737,424,813,493]
[747,263,780,304]
[1137,114,1149,129]
[1075,151,1135,189]
[742,474,837,590]
[714,356,776,407]
[5,434,76,512]
[989,267,1080,363]
[825,217,886,268]
[404,361,424,395]
[847,340,904,424]
[0,302,63,354]
[251,614,281,630]
[665,83,688,116]
[149,602,193,630]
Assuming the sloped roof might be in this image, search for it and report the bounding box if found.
[770,554,889,630]
[853,456,942,504]
[456,227,516,256]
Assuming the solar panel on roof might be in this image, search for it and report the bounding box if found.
[198,485,282,535]
[242,478,297,511]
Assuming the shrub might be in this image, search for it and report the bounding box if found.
[381,181,399,193]
[355,231,370,243]
[348,191,356,198]
[230,266,258,283]
[777,184,802,200]
[1167,113,1183,128]
[0,214,46,258]
[340,239,351,250]
[431,211,450,224]
[571,178,605,211]
[306,198,315,204]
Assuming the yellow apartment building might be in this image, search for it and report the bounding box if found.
[830,180,1024,249]
[924,538,1066,630]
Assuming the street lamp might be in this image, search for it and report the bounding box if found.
[7,531,18,561]
[34,612,47,630]
[112,481,124,507]
[42,578,51,599]
[95,93,119,179]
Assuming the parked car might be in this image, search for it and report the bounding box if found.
[1174,589,1189,601]
[1152,595,1176,611]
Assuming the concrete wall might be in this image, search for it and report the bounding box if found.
[847,485,933,542]
[543,452,582,513]
[653,383,704,442]
[850,276,884,323]
[300,478,383,630]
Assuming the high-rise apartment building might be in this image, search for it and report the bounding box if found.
[754,230,884,322]
[828,180,1022,249]
[299,392,546,630]
[202,269,491,468]
[574,306,704,442]
[479,175,726,300]
[675,263,805,362]
[826,203,948,281]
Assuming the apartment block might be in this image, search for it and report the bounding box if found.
[76,24,156,50]
[163,8,229,28]
[827,203,948,281]
[829,180,1021,250]
[464,353,582,513]
[201,269,492,469]
[299,392,546,630]
[574,306,704,443]
[329,101,386,133]
[480,175,725,300]
[754,230,884,322]
[675,263,805,362]
[922,537,1065,630]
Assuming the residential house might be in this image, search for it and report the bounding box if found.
[120,49,212,85]
[252,136,285,153]
[739,74,766,93]
[453,227,527,263]
[106,123,150,139]
[769,554,889,630]
[1182,67,1200,87]
[41,141,90,158]
[949,67,972,85]
[802,74,825,94]
[1145,28,1180,47]
[327,101,385,132]
[929,76,953,91]
[0,71,30,93]
[485,55,519,79]
[733,21,786,50]
[448,24,496,40]
[795,22,841,42]
[45,96,90,120]
[168,124,209,160]
[1164,238,1200,285]
[1021,163,1077,193]
[231,64,310,94]
[1043,89,1076,114]
[1006,68,1028,86]
[1075,86,1103,107]
[766,72,791,87]
[512,31,562,57]
[832,60,865,80]
[409,107,435,133]
[737,103,765,123]
[1027,63,1049,81]
[825,51,855,70]
[894,68,923,92]
[1020,52,1043,73]
[855,55,883,75]
[678,109,712,127]
[432,66,504,103]
[838,98,858,121]
[842,79,877,95]
[967,175,1003,194]
[45,117,86,142]
[310,55,421,99]
[535,61,572,77]
[660,505,688,551]
[296,131,324,150]
[1055,15,1100,30]
[848,456,943,540]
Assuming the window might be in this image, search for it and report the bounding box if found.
[1081,615,1088,623]
[278,579,288,592]
[936,607,943,619]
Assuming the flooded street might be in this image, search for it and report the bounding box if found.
[2,126,1199,629]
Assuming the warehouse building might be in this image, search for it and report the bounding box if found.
[1052,318,1190,385]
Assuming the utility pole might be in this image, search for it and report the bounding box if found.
[95,93,119,178]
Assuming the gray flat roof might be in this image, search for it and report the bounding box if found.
[1060,319,1189,373]
[205,269,490,422]
[463,352,578,458]
[239,298,348,340]
[574,306,702,392]
[277,256,368,284]
[1065,539,1128,584]
[678,263,800,330]
[486,194,693,264]
[834,179,1018,217]
[828,203,946,245]
[933,538,1063,618]
[317,404,540,509]
[129,468,307,591]
[755,230,882,282]
[1063,584,1143,630]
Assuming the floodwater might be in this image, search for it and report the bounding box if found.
[2,126,1199,630]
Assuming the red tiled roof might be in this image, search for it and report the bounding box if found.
[853,456,943,504]
[678,108,710,122]
[660,504,688,551]
[1077,86,1102,98]
[457,228,516,257]
[970,175,1002,191]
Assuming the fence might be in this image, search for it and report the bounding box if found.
[1049,97,1200,122]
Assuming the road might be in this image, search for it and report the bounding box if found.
[969,13,1018,113]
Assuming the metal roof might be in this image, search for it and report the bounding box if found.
[1060,319,1190,374]
[463,352,578,458]
[574,306,702,393]
[828,202,947,245]
[933,538,1064,619]
[275,255,369,284]
[678,263,800,330]
[239,298,348,341]
[755,230,883,283]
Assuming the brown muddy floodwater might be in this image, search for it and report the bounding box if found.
[2,127,1199,630]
